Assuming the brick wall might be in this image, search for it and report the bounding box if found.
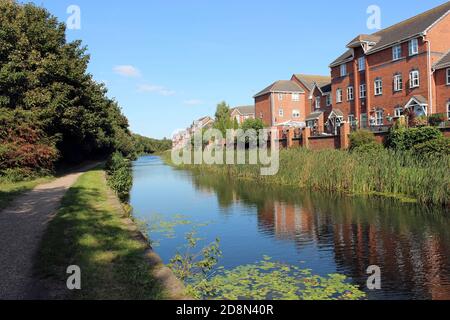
[434,68,450,116]
[308,136,341,150]
[255,94,272,126]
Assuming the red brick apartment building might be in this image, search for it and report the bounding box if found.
[230,105,255,125]
[254,75,331,128]
[328,1,450,133]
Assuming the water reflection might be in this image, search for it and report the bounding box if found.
[189,173,450,300]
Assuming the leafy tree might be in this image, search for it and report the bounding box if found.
[240,118,265,132]
[213,101,233,135]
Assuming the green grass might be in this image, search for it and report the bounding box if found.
[164,148,450,207]
[35,169,167,300]
[0,177,52,210]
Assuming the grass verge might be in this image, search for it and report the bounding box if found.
[35,169,167,300]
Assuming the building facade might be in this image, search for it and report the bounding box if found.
[230,105,255,125]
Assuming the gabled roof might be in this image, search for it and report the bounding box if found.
[293,74,331,91]
[329,49,354,67]
[346,34,381,48]
[254,80,305,98]
[434,50,450,70]
[330,2,450,67]
[306,111,324,121]
[231,105,255,115]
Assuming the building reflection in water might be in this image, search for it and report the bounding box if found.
[190,174,450,300]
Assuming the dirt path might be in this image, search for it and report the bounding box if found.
[0,163,100,300]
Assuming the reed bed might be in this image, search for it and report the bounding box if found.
[164,148,449,207]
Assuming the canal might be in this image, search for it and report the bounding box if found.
[130,155,450,300]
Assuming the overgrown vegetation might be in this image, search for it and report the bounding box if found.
[36,169,166,299]
[164,145,449,207]
[132,134,172,156]
[105,152,132,203]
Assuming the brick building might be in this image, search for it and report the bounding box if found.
[327,2,450,133]
[230,105,255,125]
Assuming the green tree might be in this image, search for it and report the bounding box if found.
[213,101,233,135]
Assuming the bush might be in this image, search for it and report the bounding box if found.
[413,137,450,158]
[386,126,443,151]
[349,130,377,150]
[105,152,132,202]
[351,142,384,154]
[428,114,446,127]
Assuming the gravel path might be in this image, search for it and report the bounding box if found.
[0,163,100,300]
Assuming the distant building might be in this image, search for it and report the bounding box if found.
[230,105,255,125]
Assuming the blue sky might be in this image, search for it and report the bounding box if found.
[24,0,447,138]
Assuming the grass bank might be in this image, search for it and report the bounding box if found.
[35,169,168,299]
[164,148,449,207]
[0,176,53,211]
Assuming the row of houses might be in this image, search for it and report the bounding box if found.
[172,106,256,149]
[255,2,450,135]
[174,2,450,148]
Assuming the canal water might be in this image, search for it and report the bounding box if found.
[130,155,450,300]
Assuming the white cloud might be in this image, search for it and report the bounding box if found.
[113,65,141,77]
[137,84,176,96]
[183,99,203,106]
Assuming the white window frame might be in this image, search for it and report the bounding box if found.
[340,64,347,77]
[358,57,365,71]
[394,107,404,118]
[336,89,343,103]
[394,74,403,92]
[292,93,300,101]
[360,113,368,128]
[348,114,355,125]
[393,44,402,61]
[446,68,450,85]
[315,96,321,109]
[375,110,384,126]
[326,94,331,106]
[410,70,420,88]
[292,110,300,118]
[279,108,284,117]
[347,86,354,101]
[409,38,419,56]
[374,78,383,96]
[360,84,366,99]
[447,102,450,120]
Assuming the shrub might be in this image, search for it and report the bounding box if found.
[428,114,446,127]
[105,152,132,202]
[413,137,450,158]
[349,130,377,150]
[386,126,443,151]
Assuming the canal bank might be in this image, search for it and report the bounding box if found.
[131,155,450,300]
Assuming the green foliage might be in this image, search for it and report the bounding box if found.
[132,134,172,155]
[169,230,222,283]
[0,0,134,169]
[386,126,443,151]
[213,101,234,135]
[105,152,132,202]
[351,142,384,155]
[428,114,446,127]
[349,130,377,150]
[413,137,450,158]
[240,118,265,132]
[188,257,366,300]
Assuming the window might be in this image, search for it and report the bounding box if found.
[348,115,355,125]
[448,102,450,120]
[394,74,403,92]
[315,96,321,109]
[326,94,332,106]
[394,107,404,118]
[374,78,383,96]
[393,45,402,61]
[360,114,368,128]
[340,64,347,77]
[278,93,283,101]
[347,86,354,101]
[293,110,300,118]
[292,93,300,101]
[278,108,284,117]
[360,84,366,98]
[409,38,419,56]
[410,70,420,88]
[446,68,450,85]
[336,89,343,103]
[358,57,366,71]
[375,110,384,126]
